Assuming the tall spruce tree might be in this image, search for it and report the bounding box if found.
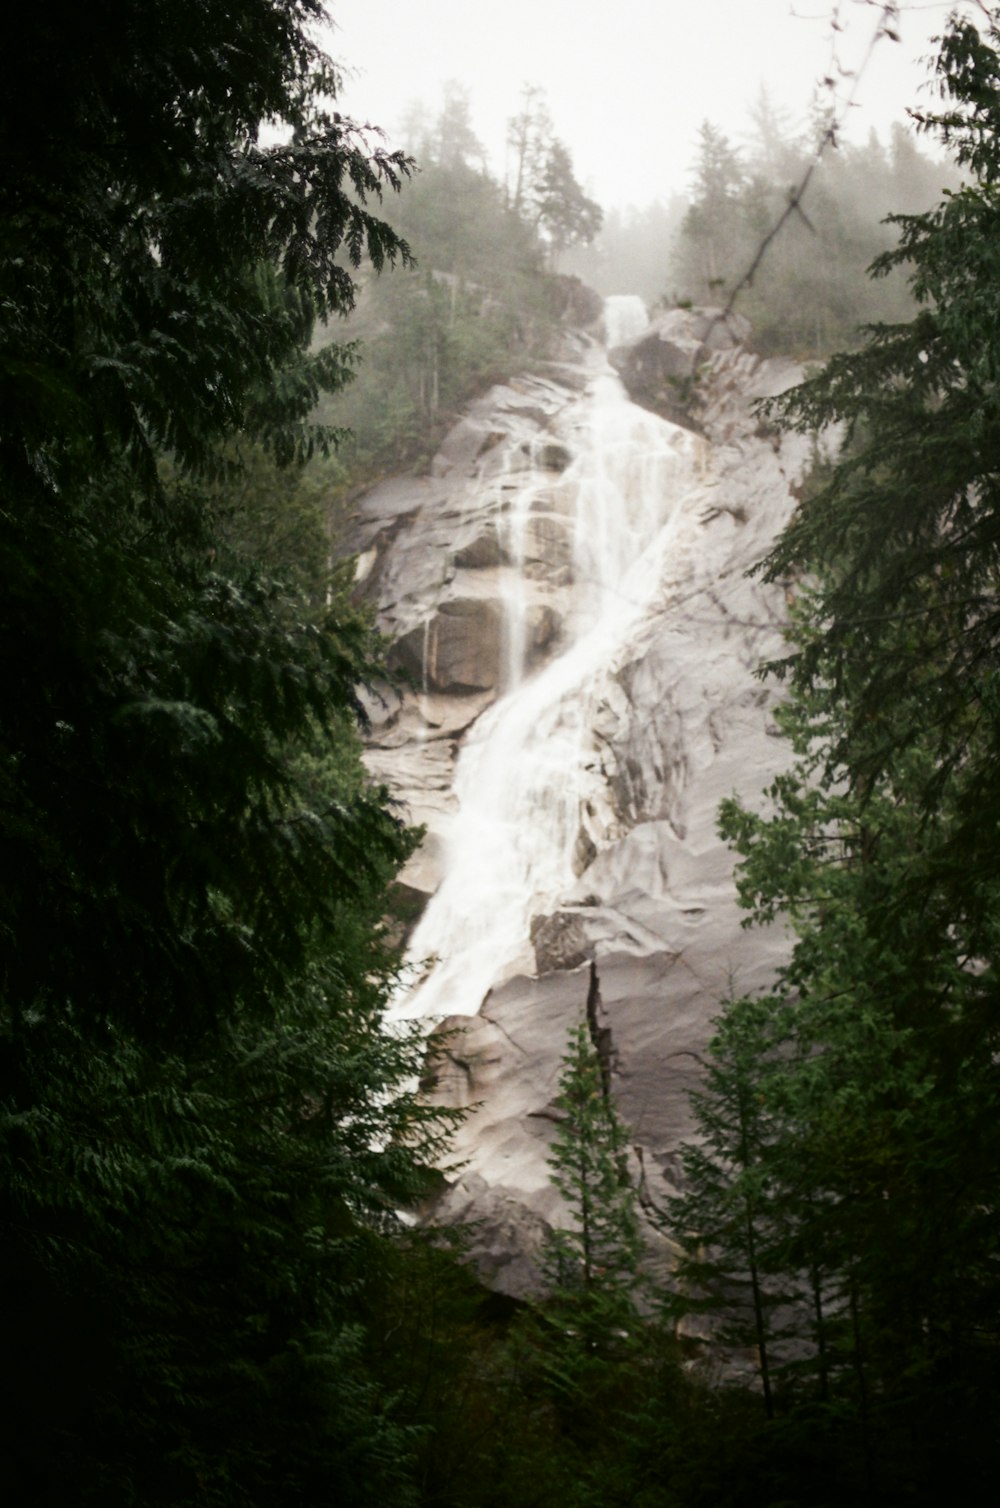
[541,996,644,1350]
[531,139,603,266]
[526,992,696,1508]
[663,998,796,1420]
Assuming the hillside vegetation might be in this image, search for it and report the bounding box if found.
[316,82,603,489]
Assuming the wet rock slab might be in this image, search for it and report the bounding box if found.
[350,311,809,1294]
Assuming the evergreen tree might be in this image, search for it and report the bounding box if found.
[0,5,459,1500]
[670,107,952,354]
[505,83,554,218]
[694,8,1000,1493]
[663,998,796,1420]
[541,1000,644,1349]
[714,672,1000,1494]
[677,120,747,296]
[520,996,695,1508]
[531,139,603,267]
[320,80,600,479]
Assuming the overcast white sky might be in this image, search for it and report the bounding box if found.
[324,1,979,208]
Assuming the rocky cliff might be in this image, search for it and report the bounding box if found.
[344,300,810,1296]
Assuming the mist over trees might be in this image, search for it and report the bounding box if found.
[566,86,955,355]
[561,195,688,304]
[318,69,952,510]
[676,109,955,353]
[316,81,603,484]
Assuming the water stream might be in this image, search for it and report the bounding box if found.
[396,296,703,1021]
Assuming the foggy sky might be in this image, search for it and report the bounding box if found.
[326,0,976,208]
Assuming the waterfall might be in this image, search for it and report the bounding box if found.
[395,295,704,1021]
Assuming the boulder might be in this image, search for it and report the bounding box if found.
[521,513,574,573]
[536,440,573,471]
[530,910,592,974]
[391,598,503,693]
[612,306,752,427]
[523,603,561,658]
[544,273,605,328]
[453,522,505,569]
[389,596,562,695]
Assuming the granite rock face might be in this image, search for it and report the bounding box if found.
[347,302,808,1295]
[611,305,753,428]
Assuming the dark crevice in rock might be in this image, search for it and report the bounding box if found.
[585,960,615,1101]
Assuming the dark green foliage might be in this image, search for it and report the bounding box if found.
[316,163,553,474]
[662,10,1000,1502]
[0,5,413,490]
[0,5,460,1501]
[540,1016,645,1346]
[5,994,437,1505]
[353,1221,693,1508]
[753,7,1000,1005]
[501,1013,688,1508]
[664,999,799,1421]
[706,716,1000,1497]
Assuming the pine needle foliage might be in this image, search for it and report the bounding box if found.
[541,1019,645,1349]
[664,999,797,1421]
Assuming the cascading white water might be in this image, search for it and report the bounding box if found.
[396,296,703,1020]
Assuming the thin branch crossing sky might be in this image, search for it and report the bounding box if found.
[327,1,977,207]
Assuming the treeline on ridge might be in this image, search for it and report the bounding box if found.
[568,92,956,356]
[316,81,604,488]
